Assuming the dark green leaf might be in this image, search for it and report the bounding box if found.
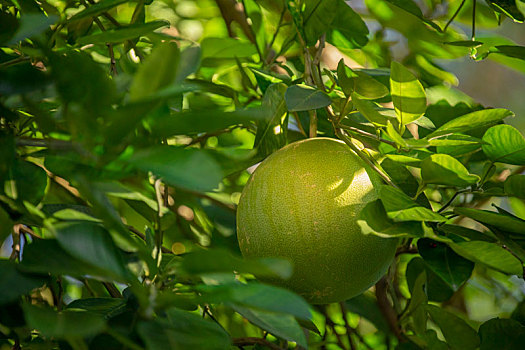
[0,63,51,95]
[482,124,525,165]
[386,0,442,32]
[8,13,57,44]
[491,45,525,60]
[255,83,288,156]
[418,239,473,291]
[426,108,514,138]
[23,304,106,338]
[129,42,180,101]
[285,84,331,112]
[479,318,525,350]
[6,159,47,205]
[232,305,307,347]
[178,248,293,280]
[127,146,223,192]
[68,0,127,22]
[67,298,127,319]
[137,308,230,350]
[197,283,311,320]
[449,241,523,275]
[444,40,484,47]
[454,207,525,235]
[505,174,525,198]
[352,93,389,126]
[0,261,46,304]
[325,0,369,49]
[420,154,479,187]
[426,304,480,350]
[486,0,524,22]
[346,293,391,334]
[390,61,426,125]
[55,222,129,281]
[77,21,168,45]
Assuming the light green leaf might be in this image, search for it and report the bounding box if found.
[426,304,480,350]
[201,37,257,60]
[449,241,523,275]
[232,305,307,348]
[386,121,408,147]
[77,21,168,45]
[285,84,331,111]
[353,72,389,100]
[379,186,446,222]
[482,124,525,165]
[352,93,389,126]
[427,108,514,138]
[127,146,223,192]
[23,304,106,338]
[420,154,479,187]
[390,61,426,125]
[454,207,525,235]
[505,175,525,198]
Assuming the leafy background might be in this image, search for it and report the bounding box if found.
[1,0,525,349]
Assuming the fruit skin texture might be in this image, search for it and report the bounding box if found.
[237,137,398,304]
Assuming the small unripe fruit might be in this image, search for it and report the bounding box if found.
[237,138,397,304]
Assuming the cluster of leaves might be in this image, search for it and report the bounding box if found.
[1,0,525,349]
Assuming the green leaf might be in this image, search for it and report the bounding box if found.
[353,72,390,100]
[20,239,120,279]
[255,83,288,156]
[482,124,525,165]
[127,146,223,193]
[385,0,442,32]
[201,37,257,60]
[491,45,525,60]
[486,0,524,22]
[386,121,408,147]
[417,239,473,291]
[505,175,525,198]
[23,304,106,338]
[426,108,514,138]
[352,93,389,126]
[325,0,369,49]
[379,186,446,222]
[479,318,525,350]
[68,0,127,22]
[6,159,47,205]
[77,21,168,45]
[444,40,484,47]
[66,298,127,319]
[285,84,331,112]
[433,134,484,157]
[454,207,525,235]
[448,241,523,275]
[0,208,13,243]
[390,61,427,125]
[0,261,46,304]
[8,13,57,44]
[129,42,180,101]
[232,305,307,347]
[148,109,264,137]
[178,248,293,280]
[196,283,311,320]
[346,293,391,334]
[420,154,479,187]
[425,304,480,350]
[55,222,129,281]
[358,199,424,238]
[138,308,230,350]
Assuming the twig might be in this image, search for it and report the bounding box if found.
[338,125,398,148]
[438,189,468,213]
[128,225,172,254]
[154,178,165,265]
[443,0,467,32]
[375,277,403,342]
[339,303,357,350]
[395,245,418,257]
[323,309,348,350]
[0,56,31,68]
[471,0,476,40]
[233,337,284,350]
[335,128,397,188]
[102,282,123,298]
[184,190,236,213]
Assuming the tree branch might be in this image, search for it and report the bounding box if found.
[375,277,403,342]
[233,337,284,350]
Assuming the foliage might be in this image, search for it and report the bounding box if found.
[1,0,525,349]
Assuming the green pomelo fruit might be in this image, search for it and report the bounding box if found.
[237,137,398,304]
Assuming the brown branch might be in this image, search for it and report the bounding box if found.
[233,337,284,350]
[339,303,356,350]
[375,277,403,341]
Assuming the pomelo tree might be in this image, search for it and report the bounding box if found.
[1,0,525,349]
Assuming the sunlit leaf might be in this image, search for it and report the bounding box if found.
[390,61,427,124]
[482,124,525,165]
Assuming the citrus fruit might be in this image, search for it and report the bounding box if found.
[236,137,398,304]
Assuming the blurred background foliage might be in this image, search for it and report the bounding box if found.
[1,0,525,349]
